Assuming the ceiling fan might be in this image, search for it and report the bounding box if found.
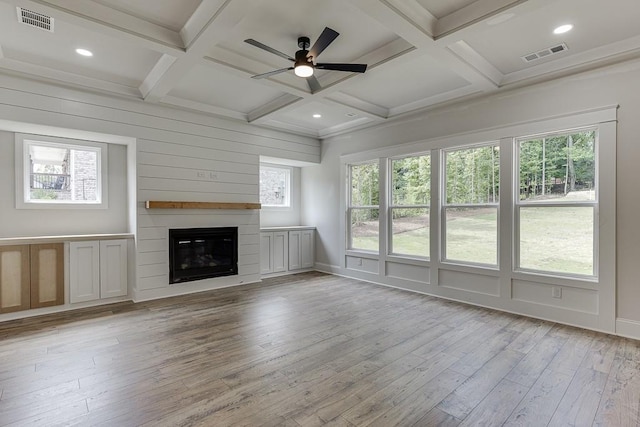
[244,27,367,93]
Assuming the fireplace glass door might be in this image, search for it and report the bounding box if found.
[169,227,238,284]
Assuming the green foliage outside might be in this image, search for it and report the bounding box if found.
[31,189,57,200]
[446,145,499,204]
[349,132,597,273]
[519,131,595,200]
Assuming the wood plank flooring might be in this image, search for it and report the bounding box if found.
[0,272,639,426]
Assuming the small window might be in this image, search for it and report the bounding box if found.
[260,164,291,208]
[16,134,107,209]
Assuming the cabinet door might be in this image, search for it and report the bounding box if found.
[69,241,100,303]
[272,232,288,273]
[288,231,301,271]
[300,230,314,269]
[260,233,274,275]
[30,243,64,308]
[100,240,128,298]
[0,245,30,313]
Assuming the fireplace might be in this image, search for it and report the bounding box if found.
[169,227,238,284]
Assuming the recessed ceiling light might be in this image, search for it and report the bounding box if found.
[553,24,573,35]
[75,48,93,57]
[312,114,322,118]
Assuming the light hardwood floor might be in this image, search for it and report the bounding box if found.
[0,272,638,426]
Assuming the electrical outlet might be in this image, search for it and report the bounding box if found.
[552,287,562,299]
[196,171,218,180]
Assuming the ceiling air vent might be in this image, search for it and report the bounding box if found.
[522,43,568,63]
[16,7,54,32]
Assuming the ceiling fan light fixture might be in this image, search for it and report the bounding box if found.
[294,64,314,77]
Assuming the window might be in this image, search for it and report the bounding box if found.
[516,129,597,276]
[347,162,379,252]
[260,164,291,208]
[443,143,500,266]
[16,134,107,208]
[390,154,430,258]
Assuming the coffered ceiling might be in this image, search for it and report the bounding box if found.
[0,0,638,138]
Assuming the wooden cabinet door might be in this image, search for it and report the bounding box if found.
[30,243,64,308]
[69,241,100,303]
[0,245,31,313]
[100,239,128,298]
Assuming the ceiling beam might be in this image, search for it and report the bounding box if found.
[435,0,527,39]
[247,94,302,122]
[160,95,248,121]
[0,57,142,97]
[345,0,499,91]
[141,0,252,102]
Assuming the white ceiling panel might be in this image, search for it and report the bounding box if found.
[0,2,160,86]
[416,0,479,19]
[216,0,398,71]
[91,0,203,32]
[342,54,470,109]
[465,0,640,74]
[168,64,287,114]
[275,101,367,131]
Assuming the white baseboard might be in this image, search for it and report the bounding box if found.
[314,262,342,274]
[616,318,640,340]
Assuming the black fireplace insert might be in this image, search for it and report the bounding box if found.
[169,227,238,284]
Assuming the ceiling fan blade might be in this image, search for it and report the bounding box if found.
[316,63,368,73]
[306,75,321,93]
[308,27,339,59]
[251,67,294,79]
[244,39,295,62]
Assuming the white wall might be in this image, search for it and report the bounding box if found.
[302,59,640,335]
[0,130,128,237]
[260,166,302,227]
[0,73,319,302]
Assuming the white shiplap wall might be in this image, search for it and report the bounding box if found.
[135,136,262,299]
[0,74,320,302]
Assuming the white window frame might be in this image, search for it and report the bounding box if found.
[441,141,500,268]
[388,153,431,260]
[514,126,599,279]
[15,133,108,209]
[346,160,380,253]
[259,163,292,209]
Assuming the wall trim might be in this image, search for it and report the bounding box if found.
[616,318,640,340]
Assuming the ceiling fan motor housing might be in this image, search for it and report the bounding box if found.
[295,49,312,67]
[297,36,310,50]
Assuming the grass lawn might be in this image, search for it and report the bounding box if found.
[352,206,594,275]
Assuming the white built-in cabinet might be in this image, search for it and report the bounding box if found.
[69,239,127,303]
[260,227,314,277]
[260,231,288,275]
[288,230,314,270]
